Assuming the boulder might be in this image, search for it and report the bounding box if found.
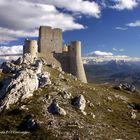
[48,99,66,116]
[38,72,51,87]
[130,110,137,119]
[114,84,122,90]
[71,94,86,111]
[18,116,38,131]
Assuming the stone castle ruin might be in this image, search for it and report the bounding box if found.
[23,26,87,83]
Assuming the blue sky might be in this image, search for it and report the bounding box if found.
[0,0,140,59]
[64,4,140,57]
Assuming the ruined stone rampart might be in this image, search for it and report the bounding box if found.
[23,26,87,83]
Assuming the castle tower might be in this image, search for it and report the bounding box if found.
[38,26,63,67]
[38,26,53,57]
[23,39,38,58]
[38,26,63,55]
[53,28,62,53]
[69,41,87,83]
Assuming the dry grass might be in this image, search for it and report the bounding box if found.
[0,66,140,139]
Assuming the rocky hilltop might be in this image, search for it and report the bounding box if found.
[0,54,140,140]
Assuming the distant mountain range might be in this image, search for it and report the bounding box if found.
[83,56,140,65]
[84,59,140,90]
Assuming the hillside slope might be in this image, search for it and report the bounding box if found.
[0,62,140,140]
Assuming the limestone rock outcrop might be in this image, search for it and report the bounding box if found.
[12,57,23,65]
[1,69,39,109]
[38,72,51,87]
[22,53,35,64]
[34,59,43,74]
[0,53,51,110]
[1,61,20,73]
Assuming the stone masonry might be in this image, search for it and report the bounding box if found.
[23,26,87,83]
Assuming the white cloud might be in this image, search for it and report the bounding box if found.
[0,0,86,42]
[113,48,125,52]
[115,27,128,30]
[119,48,125,52]
[84,49,140,64]
[116,20,140,30]
[111,0,139,10]
[83,56,140,64]
[0,45,23,63]
[27,0,101,18]
[114,55,128,58]
[0,27,38,43]
[127,20,140,27]
[0,0,84,31]
[88,51,113,57]
[86,50,129,61]
[0,45,23,55]
[99,0,107,7]
[113,48,117,51]
[84,51,140,64]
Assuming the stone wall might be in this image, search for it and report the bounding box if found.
[23,26,87,83]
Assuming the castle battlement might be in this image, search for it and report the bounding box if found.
[23,26,87,83]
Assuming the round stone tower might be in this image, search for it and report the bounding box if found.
[23,39,38,58]
[69,41,87,83]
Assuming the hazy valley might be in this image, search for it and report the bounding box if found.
[84,60,140,90]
